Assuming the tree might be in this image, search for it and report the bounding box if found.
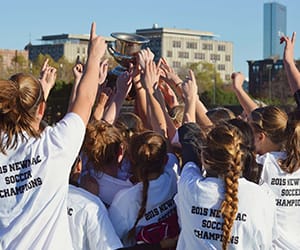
[178,61,226,107]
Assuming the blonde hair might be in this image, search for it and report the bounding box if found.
[281,110,300,173]
[201,123,245,250]
[115,111,145,139]
[250,106,288,146]
[206,107,236,124]
[169,105,184,128]
[0,73,44,154]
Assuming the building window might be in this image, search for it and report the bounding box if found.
[173,61,181,68]
[77,47,80,53]
[167,51,173,57]
[252,65,259,72]
[172,41,181,48]
[225,55,231,61]
[202,43,213,50]
[210,54,221,61]
[178,51,189,59]
[218,45,226,51]
[82,47,86,54]
[186,42,197,49]
[225,74,231,81]
[217,64,225,71]
[194,53,205,60]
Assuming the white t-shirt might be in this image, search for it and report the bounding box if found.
[67,185,123,250]
[175,161,278,250]
[258,151,300,250]
[0,113,85,250]
[108,153,179,246]
[87,169,133,207]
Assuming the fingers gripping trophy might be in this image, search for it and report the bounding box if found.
[106,33,150,98]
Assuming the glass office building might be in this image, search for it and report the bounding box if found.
[263,2,287,59]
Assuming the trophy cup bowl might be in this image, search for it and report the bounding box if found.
[107,32,150,75]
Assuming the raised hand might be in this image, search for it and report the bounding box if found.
[159,57,182,86]
[88,22,107,62]
[72,62,84,83]
[181,70,198,124]
[158,81,179,109]
[142,60,160,92]
[280,32,296,65]
[138,48,155,71]
[116,67,133,97]
[182,70,198,102]
[231,72,245,91]
[39,58,57,101]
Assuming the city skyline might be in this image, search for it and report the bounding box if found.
[1,0,300,78]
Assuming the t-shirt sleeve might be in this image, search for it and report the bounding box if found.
[44,112,86,172]
[48,112,85,149]
[179,161,204,187]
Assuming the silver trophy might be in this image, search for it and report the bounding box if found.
[107,32,150,75]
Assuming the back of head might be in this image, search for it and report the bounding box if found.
[227,118,261,183]
[206,107,235,124]
[115,111,145,140]
[281,109,300,173]
[129,130,167,181]
[250,105,288,146]
[169,105,184,128]
[0,73,44,154]
[83,120,125,171]
[201,122,245,250]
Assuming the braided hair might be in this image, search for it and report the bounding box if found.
[201,123,245,250]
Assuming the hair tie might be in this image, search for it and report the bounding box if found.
[28,83,43,111]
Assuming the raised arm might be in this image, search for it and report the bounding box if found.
[142,59,167,137]
[38,58,57,101]
[68,60,84,112]
[92,86,113,121]
[231,72,258,117]
[159,58,184,102]
[70,22,107,126]
[281,32,300,95]
[102,68,133,124]
[181,70,198,124]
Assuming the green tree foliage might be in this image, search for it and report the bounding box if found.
[179,61,239,107]
[30,54,74,83]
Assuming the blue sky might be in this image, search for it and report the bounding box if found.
[1,0,300,78]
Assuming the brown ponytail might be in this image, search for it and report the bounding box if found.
[127,168,149,239]
[127,130,167,239]
[0,73,44,154]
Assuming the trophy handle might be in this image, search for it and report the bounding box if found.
[106,41,116,57]
[106,41,135,65]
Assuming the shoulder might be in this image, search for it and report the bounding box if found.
[45,112,85,137]
[239,178,275,205]
[110,183,142,207]
[256,151,286,165]
[180,161,202,178]
[68,185,107,210]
